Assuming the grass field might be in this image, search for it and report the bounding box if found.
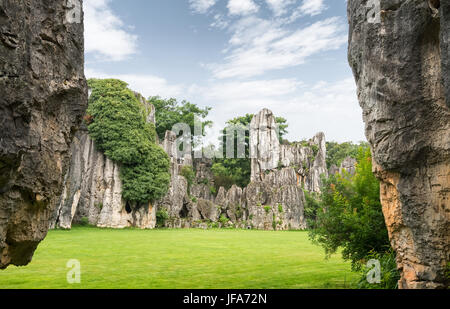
[0,227,359,289]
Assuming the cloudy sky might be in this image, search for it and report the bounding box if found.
[84,0,366,144]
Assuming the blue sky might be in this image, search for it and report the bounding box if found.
[84,0,366,143]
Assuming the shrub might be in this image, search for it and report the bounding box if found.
[264,206,271,214]
[79,217,90,227]
[357,250,400,289]
[278,204,283,213]
[156,209,169,228]
[219,214,229,225]
[209,185,216,196]
[303,190,321,227]
[181,165,195,194]
[86,79,170,204]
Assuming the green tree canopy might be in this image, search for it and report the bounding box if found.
[86,79,170,203]
[149,96,212,141]
[325,141,370,169]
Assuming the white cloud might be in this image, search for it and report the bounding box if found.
[85,68,185,99]
[210,14,230,29]
[84,0,138,61]
[189,77,366,144]
[291,0,327,20]
[227,0,259,16]
[265,0,296,16]
[189,0,217,14]
[299,0,326,16]
[211,17,347,79]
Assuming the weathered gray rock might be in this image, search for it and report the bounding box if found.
[196,199,220,222]
[250,109,327,192]
[348,0,449,289]
[250,109,280,181]
[155,131,193,226]
[246,168,306,230]
[339,157,357,176]
[224,185,246,223]
[329,164,339,176]
[52,93,158,229]
[0,0,87,268]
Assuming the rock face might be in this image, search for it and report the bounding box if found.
[156,131,194,228]
[348,0,449,288]
[52,93,157,229]
[0,1,87,268]
[158,108,324,230]
[339,157,357,176]
[250,108,328,192]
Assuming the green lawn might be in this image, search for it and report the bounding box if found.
[0,227,358,289]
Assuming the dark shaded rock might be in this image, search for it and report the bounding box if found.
[0,0,87,268]
[348,0,449,289]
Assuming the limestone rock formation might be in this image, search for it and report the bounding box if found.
[52,93,157,229]
[348,0,449,288]
[250,109,328,192]
[246,168,307,230]
[339,157,357,176]
[156,130,197,228]
[0,0,87,268]
[158,108,319,231]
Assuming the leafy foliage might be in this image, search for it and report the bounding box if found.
[356,250,400,289]
[325,141,370,169]
[180,165,196,194]
[149,96,212,141]
[308,147,392,272]
[86,79,170,203]
[156,209,169,228]
[303,190,322,226]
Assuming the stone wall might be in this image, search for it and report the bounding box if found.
[0,0,87,268]
[348,0,449,289]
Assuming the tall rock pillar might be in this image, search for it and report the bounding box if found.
[0,0,87,268]
[348,0,449,288]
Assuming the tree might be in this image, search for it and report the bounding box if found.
[149,96,212,142]
[86,79,170,204]
[308,147,391,271]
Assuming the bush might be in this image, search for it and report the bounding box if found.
[357,250,400,289]
[303,190,321,227]
[277,204,283,213]
[181,165,195,194]
[156,209,169,228]
[86,79,170,204]
[79,217,90,227]
[264,206,271,214]
[219,214,229,225]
